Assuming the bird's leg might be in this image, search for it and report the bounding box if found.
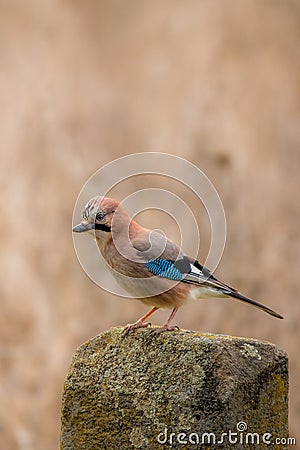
[150,307,180,334]
[123,307,158,335]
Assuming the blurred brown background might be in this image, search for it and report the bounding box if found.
[1,1,299,448]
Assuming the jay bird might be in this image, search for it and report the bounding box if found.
[73,196,283,333]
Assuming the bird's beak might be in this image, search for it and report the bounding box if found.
[72,223,94,233]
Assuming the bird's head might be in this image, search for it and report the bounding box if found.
[73,196,122,237]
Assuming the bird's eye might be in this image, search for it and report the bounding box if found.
[96,211,105,221]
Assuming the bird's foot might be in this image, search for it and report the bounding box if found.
[123,321,151,335]
[150,324,180,335]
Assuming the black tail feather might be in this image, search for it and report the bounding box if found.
[225,290,284,319]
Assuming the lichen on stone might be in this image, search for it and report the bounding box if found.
[240,343,262,360]
[61,327,288,450]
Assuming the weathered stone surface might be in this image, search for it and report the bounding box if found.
[60,328,288,449]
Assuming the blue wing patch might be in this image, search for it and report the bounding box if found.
[145,258,186,281]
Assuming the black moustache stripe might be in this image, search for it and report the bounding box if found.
[94,224,111,232]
